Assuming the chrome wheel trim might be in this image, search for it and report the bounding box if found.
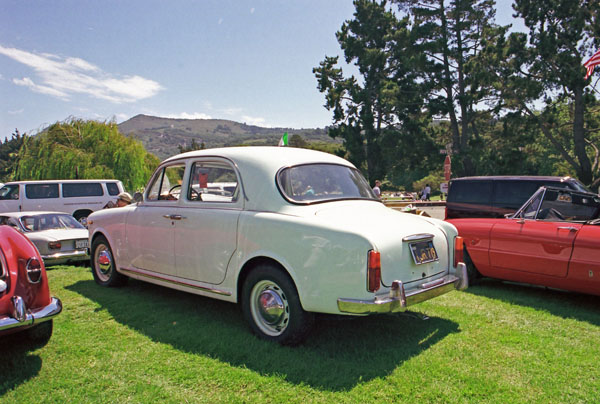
[249,279,290,337]
[94,243,113,282]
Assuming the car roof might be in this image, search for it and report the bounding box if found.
[0,211,71,218]
[3,179,121,185]
[449,175,576,182]
[161,146,357,212]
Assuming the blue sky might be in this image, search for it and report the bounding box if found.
[0,0,521,140]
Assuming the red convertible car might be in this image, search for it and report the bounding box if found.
[448,186,600,296]
[0,225,62,344]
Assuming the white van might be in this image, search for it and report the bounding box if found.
[0,180,125,222]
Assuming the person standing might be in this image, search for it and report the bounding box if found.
[422,184,431,201]
[373,180,381,198]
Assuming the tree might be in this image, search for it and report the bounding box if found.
[314,0,421,184]
[16,119,160,191]
[394,0,508,176]
[498,0,600,187]
[178,138,205,153]
[0,130,25,182]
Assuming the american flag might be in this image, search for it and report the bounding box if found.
[584,49,600,80]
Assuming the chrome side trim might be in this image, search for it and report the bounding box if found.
[120,267,231,296]
[0,297,62,332]
[402,233,435,242]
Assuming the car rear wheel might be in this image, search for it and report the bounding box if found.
[91,235,127,287]
[464,248,481,286]
[242,265,314,345]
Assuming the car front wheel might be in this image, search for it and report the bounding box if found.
[91,235,127,287]
[242,265,314,345]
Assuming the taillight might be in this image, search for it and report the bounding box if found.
[26,257,43,283]
[48,241,61,250]
[454,236,464,267]
[367,250,381,292]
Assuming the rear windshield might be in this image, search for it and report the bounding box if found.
[277,163,377,204]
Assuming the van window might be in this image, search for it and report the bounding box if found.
[447,180,492,204]
[62,182,104,197]
[25,184,59,199]
[106,182,120,196]
[0,184,19,200]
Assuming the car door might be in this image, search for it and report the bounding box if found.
[126,162,187,276]
[174,159,242,284]
[489,188,581,278]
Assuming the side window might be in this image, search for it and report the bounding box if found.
[146,163,186,202]
[448,181,492,204]
[106,182,120,196]
[62,183,104,197]
[25,184,59,199]
[538,190,600,221]
[494,181,540,208]
[188,162,238,203]
[0,184,19,200]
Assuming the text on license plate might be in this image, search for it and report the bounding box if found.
[409,240,438,265]
[76,239,89,249]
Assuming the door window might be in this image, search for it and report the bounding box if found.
[147,163,186,201]
[187,163,239,203]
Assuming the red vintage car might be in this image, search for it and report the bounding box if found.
[448,186,600,296]
[0,225,62,344]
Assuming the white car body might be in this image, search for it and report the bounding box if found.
[87,146,467,344]
[0,211,89,266]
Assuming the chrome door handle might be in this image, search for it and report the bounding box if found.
[163,214,186,220]
[557,226,577,232]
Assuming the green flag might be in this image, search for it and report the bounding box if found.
[278,132,288,146]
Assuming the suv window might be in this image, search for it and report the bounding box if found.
[62,182,104,197]
[493,181,541,207]
[447,180,492,204]
[25,184,59,199]
[106,182,120,196]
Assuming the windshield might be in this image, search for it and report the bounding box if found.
[19,213,85,232]
[277,163,377,204]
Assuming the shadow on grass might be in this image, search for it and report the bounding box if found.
[68,279,459,391]
[0,335,44,395]
[466,279,600,326]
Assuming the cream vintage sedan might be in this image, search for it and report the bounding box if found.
[87,147,467,345]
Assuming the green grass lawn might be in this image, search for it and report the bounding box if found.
[2,265,599,403]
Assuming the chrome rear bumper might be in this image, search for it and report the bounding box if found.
[0,296,62,332]
[337,263,468,314]
[42,249,89,265]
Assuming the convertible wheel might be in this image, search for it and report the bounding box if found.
[242,265,314,345]
[464,248,481,286]
[91,235,127,287]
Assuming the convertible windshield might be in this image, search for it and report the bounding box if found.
[277,163,377,203]
[19,213,85,232]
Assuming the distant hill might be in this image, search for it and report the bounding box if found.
[118,114,338,159]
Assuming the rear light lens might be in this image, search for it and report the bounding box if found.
[26,257,43,283]
[48,241,61,250]
[367,250,381,292]
[454,236,464,267]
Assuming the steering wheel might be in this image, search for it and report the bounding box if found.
[548,208,565,221]
[168,185,181,200]
[189,188,201,201]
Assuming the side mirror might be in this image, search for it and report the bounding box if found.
[133,192,143,203]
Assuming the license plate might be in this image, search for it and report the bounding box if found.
[409,240,438,265]
[75,239,89,249]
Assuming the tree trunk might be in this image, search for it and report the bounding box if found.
[573,85,592,184]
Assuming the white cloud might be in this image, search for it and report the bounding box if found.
[8,108,24,115]
[250,8,255,14]
[165,112,212,120]
[242,115,269,127]
[0,45,163,103]
[218,18,224,25]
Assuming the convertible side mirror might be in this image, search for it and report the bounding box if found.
[133,192,143,203]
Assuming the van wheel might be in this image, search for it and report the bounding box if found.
[464,248,481,286]
[91,235,127,287]
[73,210,92,225]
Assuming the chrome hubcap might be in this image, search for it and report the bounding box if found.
[250,280,290,336]
[95,245,112,282]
